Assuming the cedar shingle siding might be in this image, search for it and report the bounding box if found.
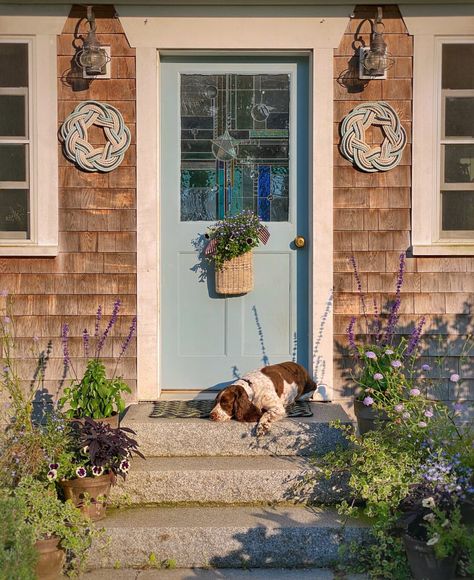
[0,6,137,399]
[333,5,473,415]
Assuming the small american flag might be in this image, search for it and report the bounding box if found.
[258,225,270,245]
[204,238,218,256]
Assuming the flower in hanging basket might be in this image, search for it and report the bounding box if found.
[204,210,270,271]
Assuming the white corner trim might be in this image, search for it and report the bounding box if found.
[0,5,69,35]
[136,47,160,401]
[117,6,350,50]
[400,5,474,36]
[311,48,334,402]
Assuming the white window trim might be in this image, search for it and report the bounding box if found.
[401,5,474,256]
[0,7,68,256]
[119,5,349,401]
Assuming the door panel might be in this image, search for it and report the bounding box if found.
[161,56,309,390]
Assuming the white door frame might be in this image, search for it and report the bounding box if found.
[118,5,349,401]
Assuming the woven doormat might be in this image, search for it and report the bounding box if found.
[149,399,313,419]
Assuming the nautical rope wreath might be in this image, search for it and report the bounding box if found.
[60,100,131,173]
[340,101,407,172]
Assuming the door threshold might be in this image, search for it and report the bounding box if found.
[158,390,219,401]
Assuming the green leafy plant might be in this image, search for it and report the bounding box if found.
[205,210,268,270]
[59,299,136,419]
[11,477,96,576]
[0,493,37,580]
[60,359,130,420]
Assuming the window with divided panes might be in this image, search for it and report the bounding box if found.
[0,41,30,239]
[440,41,474,236]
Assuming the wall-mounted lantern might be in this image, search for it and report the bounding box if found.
[359,7,394,79]
[75,5,111,78]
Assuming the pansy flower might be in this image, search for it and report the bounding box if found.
[92,466,104,477]
[76,467,87,478]
[119,459,130,473]
[47,469,57,481]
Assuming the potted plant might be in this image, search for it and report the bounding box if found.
[59,299,136,427]
[397,478,473,580]
[54,418,144,521]
[11,477,93,579]
[204,210,270,295]
[348,253,428,434]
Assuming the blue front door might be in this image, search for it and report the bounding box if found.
[161,56,309,390]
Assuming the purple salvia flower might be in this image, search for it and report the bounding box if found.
[97,299,121,357]
[119,316,137,359]
[94,305,102,339]
[82,328,90,358]
[406,316,426,357]
[61,323,71,372]
[347,317,357,353]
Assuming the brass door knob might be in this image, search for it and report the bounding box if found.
[294,235,306,248]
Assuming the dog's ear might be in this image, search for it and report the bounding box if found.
[215,385,240,417]
[233,387,262,423]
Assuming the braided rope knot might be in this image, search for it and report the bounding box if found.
[340,102,407,173]
[60,100,131,173]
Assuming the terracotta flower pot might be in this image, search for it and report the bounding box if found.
[35,537,65,580]
[353,398,388,435]
[60,473,113,521]
[403,535,459,580]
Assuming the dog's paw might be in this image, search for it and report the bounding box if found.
[256,421,270,437]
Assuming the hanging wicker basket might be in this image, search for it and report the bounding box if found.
[215,251,254,295]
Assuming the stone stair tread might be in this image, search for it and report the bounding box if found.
[92,505,369,569]
[127,455,308,471]
[112,455,346,506]
[103,505,368,529]
[121,402,352,457]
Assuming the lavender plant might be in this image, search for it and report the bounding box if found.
[59,300,136,419]
[204,210,268,270]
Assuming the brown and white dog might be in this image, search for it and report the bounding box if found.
[209,361,316,436]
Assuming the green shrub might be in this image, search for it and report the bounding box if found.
[0,493,37,580]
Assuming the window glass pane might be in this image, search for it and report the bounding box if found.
[180,73,290,221]
[442,191,474,230]
[444,144,474,184]
[0,43,28,88]
[0,145,27,182]
[0,95,27,137]
[445,97,474,138]
[0,189,29,235]
[442,44,474,90]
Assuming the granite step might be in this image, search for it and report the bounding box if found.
[111,456,348,506]
[91,505,369,570]
[121,402,352,457]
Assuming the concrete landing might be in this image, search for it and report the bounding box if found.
[121,403,352,457]
[91,505,369,570]
[111,456,348,506]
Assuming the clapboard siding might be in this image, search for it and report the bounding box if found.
[333,5,473,416]
[0,5,137,396]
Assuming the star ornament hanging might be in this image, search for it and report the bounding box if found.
[211,129,239,161]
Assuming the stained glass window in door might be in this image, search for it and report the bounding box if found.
[180,73,290,221]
